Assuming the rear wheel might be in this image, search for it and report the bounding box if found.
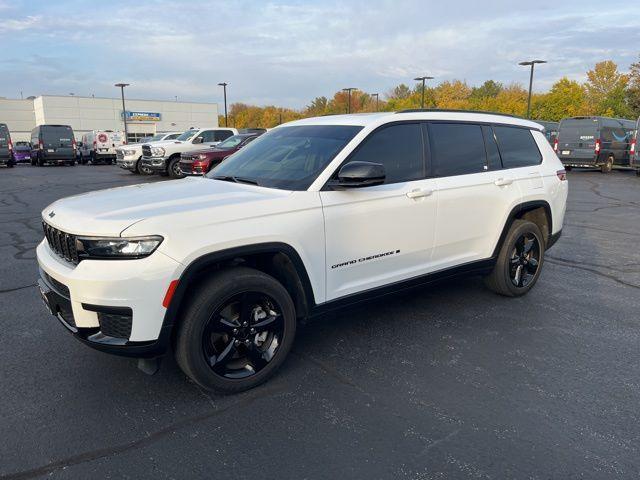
[484,219,545,297]
[565,165,572,171]
[175,267,296,393]
[601,155,614,173]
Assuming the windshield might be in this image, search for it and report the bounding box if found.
[176,130,198,141]
[206,125,362,190]
[216,135,245,149]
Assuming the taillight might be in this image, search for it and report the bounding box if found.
[92,140,97,151]
[72,139,77,151]
[8,140,13,151]
[595,139,601,153]
[556,169,567,181]
[38,141,43,150]
[631,138,636,154]
[553,138,558,152]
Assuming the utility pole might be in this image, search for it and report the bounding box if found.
[217,82,228,127]
[371,93,379,111]
[114,83,130,142]
[518,60,546,118]
[414,76,434,109]
[342,87,356,114]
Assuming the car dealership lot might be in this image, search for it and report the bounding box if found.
[1,165,639,479]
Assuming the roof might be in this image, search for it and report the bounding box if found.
[285,111,543,130]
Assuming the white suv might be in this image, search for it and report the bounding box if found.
[140,127,238,178]
[116,132,182,174]
[36,111,568,393]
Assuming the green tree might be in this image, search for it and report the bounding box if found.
[584,60,631,117]
[626,55,640,117]
[530,78,588,121]
[470,80,504,100]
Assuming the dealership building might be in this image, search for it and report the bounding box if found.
[0,95,220,143]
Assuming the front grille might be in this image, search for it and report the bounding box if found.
[98,311,133,339]
[142,145,151,157]
[42,222,80,264]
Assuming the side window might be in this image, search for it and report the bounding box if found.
[197,130,216,143]
[429,123,486,177]
[482,126,502,170]
[166,134,180,140]
[214,130,234,142]
[493,126,542,168]
[348,123,424,184]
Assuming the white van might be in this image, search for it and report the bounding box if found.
[78,130,125,165]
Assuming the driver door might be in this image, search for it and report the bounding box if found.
[320,122,438,301]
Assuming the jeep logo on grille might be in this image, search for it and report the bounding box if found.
[48,211,55,218]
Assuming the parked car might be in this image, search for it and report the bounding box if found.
[629,116,640,176]
[535,121,559,145]
[37,110,567,393]
[116,132,182,174]
[13,141,32,163]
[30,125,76,166]
[179,132,263,176]
[140,127,238,178]
[78,130,125,165]
[555,116,635,172]
[0,123,15,168]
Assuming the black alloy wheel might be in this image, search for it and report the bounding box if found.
[202,292,284,379]
[509,233,540,288]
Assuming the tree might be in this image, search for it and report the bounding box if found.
[387,83,412,100]
[306,96,328,116]
[470,80,504,100]
[584,61,631,117]
[530,78,588,121]
[626,55,640,117]
[433,80,471,109]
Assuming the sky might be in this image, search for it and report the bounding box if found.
[1,0,639,108]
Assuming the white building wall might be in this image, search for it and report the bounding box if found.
[0,99,36,141]
[0,95,219,142]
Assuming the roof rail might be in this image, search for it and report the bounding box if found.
[396,108,524,119]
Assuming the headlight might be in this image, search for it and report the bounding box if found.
[122,149,136,156]
[198,154,209,160]
[150,147,165,156]
[75,235,163,259]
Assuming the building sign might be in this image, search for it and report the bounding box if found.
[124,111,161,122]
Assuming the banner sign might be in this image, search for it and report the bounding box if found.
[124,111,161,122]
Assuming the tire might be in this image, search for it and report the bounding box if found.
[168,156,184,179]
[37,156,44,167]
[137,158,153,175]
[601,156,613,173]
[635,170,640,177]
[484,219,545,297]
[565,166,572,171]
[67,160,76,166]
[175,267,297,394]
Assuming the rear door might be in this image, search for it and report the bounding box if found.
[321,122,438,300]
[0,124,10,161]
[42,126,75,159]
[428,122,522,270]
[557,118,598,164]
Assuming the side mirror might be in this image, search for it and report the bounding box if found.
[329,161,385,188]
[193,137,203,144]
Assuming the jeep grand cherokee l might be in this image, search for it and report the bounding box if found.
[36,110,567,393]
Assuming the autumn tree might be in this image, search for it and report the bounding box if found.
[584,60,631,117]
[626,55,640,117]
[530,78,588,121]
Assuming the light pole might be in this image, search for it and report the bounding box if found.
[414,76,434,109]
[342,87,356,114]
[519,60,546,118]
[371,93,379,112]
[217,82,228,127]
[114,83,130,142]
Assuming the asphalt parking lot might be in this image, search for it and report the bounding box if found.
[1,164,639,479]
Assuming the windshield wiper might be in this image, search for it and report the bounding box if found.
[212,175,260,186]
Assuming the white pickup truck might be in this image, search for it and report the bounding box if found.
[116,132,182,174]
[140,127,238,178]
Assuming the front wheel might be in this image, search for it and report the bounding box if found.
[484,219,545,297]
[168,157,184,179]
[175,267,297,393]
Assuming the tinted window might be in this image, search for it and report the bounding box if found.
[41,126,74,146]
[214,130,234,142]
[429,123,486,177]
[493,126,541,168]
[482,126,502,170]
[208,125,362,191]
[165,133,180,140]
[349,123,423,183]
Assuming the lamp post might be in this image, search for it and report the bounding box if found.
[114,83,130,142]
[414,76,434,109]
[371,93,379,112]
[342,87,356,114]
[217,82,228,127]
[518,60,546,118]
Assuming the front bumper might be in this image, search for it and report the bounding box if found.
[36,240,183,356]
[140,156,167,172]
[116,156,138,171]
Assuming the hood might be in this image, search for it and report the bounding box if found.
[42,178,292,236]
[144,139,184,149]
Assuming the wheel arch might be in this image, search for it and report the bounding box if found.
[492,200,553,258]
[162,242,316,336]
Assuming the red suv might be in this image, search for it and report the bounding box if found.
[179,133,263,175]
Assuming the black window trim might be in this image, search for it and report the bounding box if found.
[322,120,428,190]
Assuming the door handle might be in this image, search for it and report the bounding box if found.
[406,188,433,199]
[494,177,513,186]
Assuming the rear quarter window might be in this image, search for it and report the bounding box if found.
[493,126,541,168]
